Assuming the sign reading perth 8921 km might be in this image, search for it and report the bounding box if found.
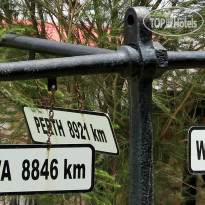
[23,106,119,155]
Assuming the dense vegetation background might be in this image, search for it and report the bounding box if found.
[0,0,205,204]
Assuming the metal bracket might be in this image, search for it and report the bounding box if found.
[124,7,168,79]
[124,7,156,79]
[48,77,57,91]
[153,42,168,68]
[153,42,168,78]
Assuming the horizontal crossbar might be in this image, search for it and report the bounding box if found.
[1,35,205,81]
[0,46,139,81]
[0,34,114,57]
[168,51,205,69]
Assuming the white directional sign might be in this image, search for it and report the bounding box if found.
[0,144,95,195]
[23,106,119,155]
[188,126,205,174]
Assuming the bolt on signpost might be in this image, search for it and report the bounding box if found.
[0,6,205,205]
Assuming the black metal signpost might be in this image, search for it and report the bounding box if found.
[0,6,205,205]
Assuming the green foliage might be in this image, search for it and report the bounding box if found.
[0,0,205,204]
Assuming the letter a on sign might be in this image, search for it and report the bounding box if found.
[188,126,205,174]
[23,106,119,155]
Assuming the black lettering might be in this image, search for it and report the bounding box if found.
[39,117,47,134]
[73,122,80,139]
[44,118,50,134]
[40,159,49,179]
[67,121,75,138]
[64,159,72,179]
[90,124,99,141]
[22,160,30,180]
[34,117,40,133]
[1,160,11,181]
[97,130,107,143]
[56,120,65,136]
[73,164,85,179]
[50,159,58,180]
[196,140,205,160]
[83,123,90,140]
[44,118,56,135]
[31,159,40,180]
[52,119,58,135]
[78,122,86,140]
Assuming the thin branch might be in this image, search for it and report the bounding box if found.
[113,74,118,124]
[74,0,89,16]
[160,80,198,138]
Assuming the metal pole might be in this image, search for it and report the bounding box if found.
[0,49,205,81]
[124,7,158,204]
[1,34,114,56]
[0,46,139,81]
[129,77,153,204]
[168,51,205,69]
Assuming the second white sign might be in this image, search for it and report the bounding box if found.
[23,106,119,155]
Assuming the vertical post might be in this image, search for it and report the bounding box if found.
[29,50,35,60]
[129,77,153,204]
[29,51,57,91]
[124,7,156,205]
